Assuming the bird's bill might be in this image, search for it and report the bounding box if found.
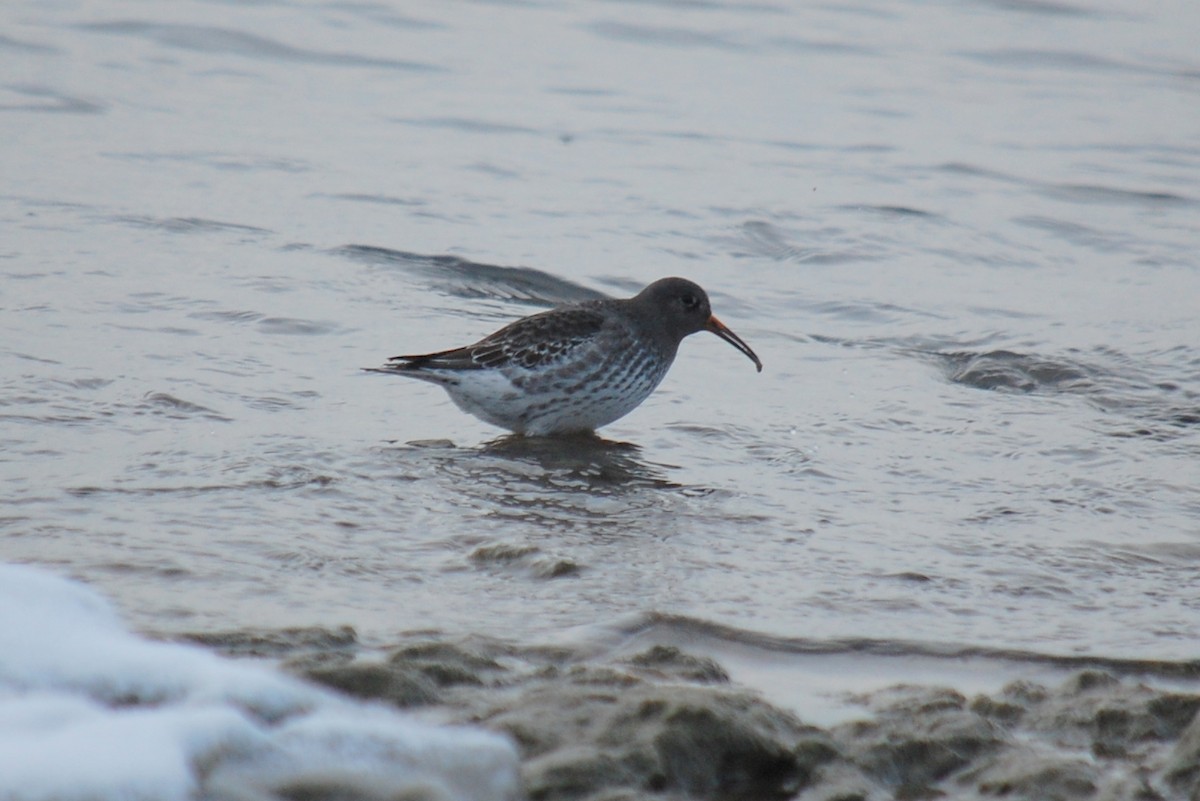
[705,315,763,373]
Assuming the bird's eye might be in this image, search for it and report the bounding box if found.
[681,293,700,310]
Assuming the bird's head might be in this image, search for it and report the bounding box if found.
[636,277,762,372]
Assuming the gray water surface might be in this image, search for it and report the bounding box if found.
[3,0,1199,674]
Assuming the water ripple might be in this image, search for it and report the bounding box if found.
[113,215,272,235]
[929,347,1200,439]
[78,21,443,71]
[1037,183,1193,207]
[585,20,749,51]
[335,247,610,307]
[256,317,340,336]
[725,220,876,264]
[615,612,1200,679]
[1011,215,1132,252]
[940,349,1091,393]
[139,392,231,422]
[0,34,57,53]
[959,47,1167,77]
[104,151,311,173]
[976,0,1096,16]
[390,117,541,135]
[936,162,1194,208]
[0,84,104,114]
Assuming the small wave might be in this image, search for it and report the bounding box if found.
[927,346,1200,438]
[939,349,1091,393]
[78,20,442,72]
[335,246,610,307]
[1039,182,1193,207]
[390,117,540,135]
[0,34,58,53]
[935,162,1193,208]
[468,541,582,580]
[958,47,1158,76]
[68,473,335,498]
[140,392,231,421]
[838,204,943,219]
[585,20,748,52]
[1011,214,1131,252]
[975,0,1096,16]
[0,83,104,114]
[767,36,879,56]
[105,150,311,173]
[113,215,272,235]
[317,193,427,207]
[256,317,340,336]
[616,611,1200,679]
[728,220,871,264]
[188,309,264,324]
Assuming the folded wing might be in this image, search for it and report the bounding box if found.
[382,306,609,372]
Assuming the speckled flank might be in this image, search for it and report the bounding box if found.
[528,346,668,435]
[443,343,670,435]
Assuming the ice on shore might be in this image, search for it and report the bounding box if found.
[0,564,521,801]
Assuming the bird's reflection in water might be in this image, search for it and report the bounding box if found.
[396,434,681,533]
[477,433,680,493]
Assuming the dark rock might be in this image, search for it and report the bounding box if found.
[179,625,358,659]
[837,686,1003,796]
[210,768,454,801]
[954,749,1098,800]
[1146,694,1200,739]
[302,661,441,708]
[469,542,582,579]
[273,773,450,801]
[387,640,506,688]
[623,646,730,684]
[1161,707,1200,797]
[1024,674,1200,759]
[968,695,1025,725]
[1066,670,1120,694]
[478,682,836,801]
[522,748,639,801]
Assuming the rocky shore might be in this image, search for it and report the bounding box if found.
[186,627,1200,801]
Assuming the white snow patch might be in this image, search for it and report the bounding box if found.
[0,564,520,801]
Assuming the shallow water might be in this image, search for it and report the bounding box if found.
[3,0,1199,699]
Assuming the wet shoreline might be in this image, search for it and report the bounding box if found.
[186,623,1200,800]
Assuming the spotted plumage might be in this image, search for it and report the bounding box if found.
[367,277,761,435]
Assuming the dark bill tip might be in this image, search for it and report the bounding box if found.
[705,315,762,373]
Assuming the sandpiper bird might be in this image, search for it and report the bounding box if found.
[367,277,762,435]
